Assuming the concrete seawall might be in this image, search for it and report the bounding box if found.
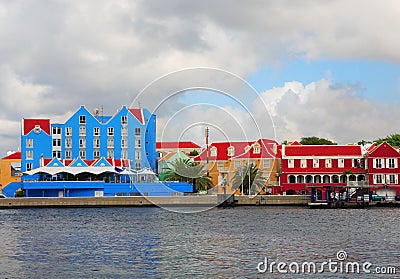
[0,195,309,208]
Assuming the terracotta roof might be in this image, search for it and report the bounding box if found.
[128,108,144,124]
[23,119,51,135]
[194,141,254,161]
[284,145,362,157]
[156,141,201,149]
[2,151,21,160]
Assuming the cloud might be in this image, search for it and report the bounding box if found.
[0,0,399,155]
[259,78,400,144]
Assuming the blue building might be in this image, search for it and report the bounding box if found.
[22,105,156,175]
[16,105,193,197]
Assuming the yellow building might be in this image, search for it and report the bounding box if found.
[194,139,281,194]
[0,151,22,194]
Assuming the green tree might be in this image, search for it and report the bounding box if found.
[374,134,400,147]
[232,163,267,195]
[162,158,213,192]
[189,149,199,156]
[300,136,337,145]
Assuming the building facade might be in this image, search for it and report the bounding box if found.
[0,151,22,195]
[280,144,366,195]
[365,142,400,197]
[21,105,157,177]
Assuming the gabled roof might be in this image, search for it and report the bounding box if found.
[194,141,254,161]
[69,157,89,167]
[231,139,278,159]
[2,151,21,160]
[283,145,362,157]
[46,157,65,167]
[128,108,144,124]
[156,141,201,149]
[92,157,112,167]
[367,142,400,157]
[23,119,51,135]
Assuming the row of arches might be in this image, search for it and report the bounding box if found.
[288,174,365,184]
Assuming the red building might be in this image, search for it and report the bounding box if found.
[365,142,400,197]
[280,144,366,195]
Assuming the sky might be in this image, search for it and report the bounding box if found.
[0,0,399,156]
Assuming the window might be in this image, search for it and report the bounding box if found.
[26,150,33,160]
[388,174,398,184]
[210,147,217,157]
[227,146,235,156]
[94,139,100,148]
[313,159,319,168]
[234,160,241,168]
[374,158,383,168]
[65,127,72,136]
[65,138,72,148]
[121,127,128,136]
[26,163,32,171]
[107,139,114,148]
[121,150,128,159]
[79,150,86,159]
[300,159,307,168]
[52,139,61,147]
[374,174,383,184]
[94,127,100,136]
[108,127,114,136]
[79,126,86,136]
[26,138,33,148]
[135,162,141,170]
[121,116,128,125]
[65,150,72,159]
[253,144,260,154]
[107,149,114,158]
[217,162,224,169]
[52,127,61,135]
[338,159,344,168]
[135,139,141,148]
[353,159,361,168]
[325,159,332,168]
[52,151,61,159]
[94,150,100,159]
[79,138,86,148]
[135,151,141,160]
[121,139,128,148]
[387,158,397,169]
[135,128,141,136]
[79,115,86,125]
[288,159,294,168]
[263,159,271,168]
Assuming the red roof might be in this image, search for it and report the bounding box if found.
[367,142,400,157]
[156,141,201,149]
[284,145,362,157]
[194,141,254,161]
[128,109,144,124]
[23,119,51,135]
[2,151,21,160]
[232,139,278,159]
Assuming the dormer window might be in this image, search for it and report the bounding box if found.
[227,146,235,156]
[121,115,128,125]
[253,143,260,154]
[34,125,41,134]
[210,147,217,157]
[79,115,86,125]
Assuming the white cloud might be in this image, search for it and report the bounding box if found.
[259,78,400,144]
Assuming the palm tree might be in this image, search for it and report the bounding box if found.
[162,158,213,193]
[232,163,267,195]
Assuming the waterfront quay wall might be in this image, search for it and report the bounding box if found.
[0,195,309,208]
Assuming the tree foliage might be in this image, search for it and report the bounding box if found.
[300,136,337,145]
[374,134,400,147]
[161,158,213,192]
[189,149,199,156]
[232,163,267,195]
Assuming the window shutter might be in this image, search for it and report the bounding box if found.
[373,159,376,168]
[396,159,399,169]
[386,174,390,184]
[386,158,390,169]
[373,175,376,184]
[382,175,385,184]
[396,175,399,184]
[382,159,385,168]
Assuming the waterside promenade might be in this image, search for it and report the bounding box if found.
[0,195,310,208]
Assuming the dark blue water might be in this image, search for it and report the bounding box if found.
[0,206,399,278]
